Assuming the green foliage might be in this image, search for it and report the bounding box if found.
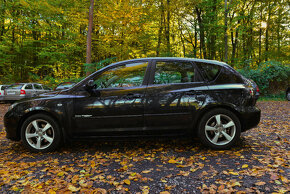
[238,61,290,95]
[84,57,117,75]
[0,0,289,95]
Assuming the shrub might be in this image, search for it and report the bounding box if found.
[238,61,290,95]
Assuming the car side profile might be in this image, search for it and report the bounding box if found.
[4,58,261,152]
[3,83,51,102]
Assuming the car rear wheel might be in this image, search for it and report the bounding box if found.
[21,114,62,152]
[286,88,290,101]
[198,108,241,149]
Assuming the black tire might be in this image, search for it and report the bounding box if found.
[286,88,290,101]
[198,108,241,149]
[21,114,62,152]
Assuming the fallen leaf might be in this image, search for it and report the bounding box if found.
[124,179,131,185]
[68,184,80,192]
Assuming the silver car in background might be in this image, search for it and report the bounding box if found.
[4,83,52,102]
[0,85,9,102]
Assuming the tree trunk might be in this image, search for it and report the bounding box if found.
[224,0,230,62]
[209,0,217,60]
[196,8,206,59]
[156,0,164,56]
[0,0,6,41]
[86,0,94,76]
[265,2,272,62]
[165,0,170,55]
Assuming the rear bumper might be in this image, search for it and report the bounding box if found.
[3,95,25,101]
[240,106,261,132]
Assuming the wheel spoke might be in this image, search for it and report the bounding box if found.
[212,132,220,143]
[205,125,216,131]
[42,123,52,132]
[36,137,42,149]
[215,115,221,125]
[43,134,53,143]
[32,120,39,131]
[221,131,233,141]
[26,133,38,139]
[223,121,235,128]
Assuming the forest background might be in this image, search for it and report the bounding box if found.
[0,0,289,95]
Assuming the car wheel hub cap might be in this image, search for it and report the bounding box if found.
[25,119,54,150]
[205,114,236,146]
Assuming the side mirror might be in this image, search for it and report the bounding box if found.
[84,80,100,96]
[84,80,95,92]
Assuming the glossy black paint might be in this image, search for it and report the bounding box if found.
[4,57,261,142]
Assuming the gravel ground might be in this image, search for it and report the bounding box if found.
[0,101,289,193]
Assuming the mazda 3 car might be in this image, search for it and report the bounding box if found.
[4,58,261,152]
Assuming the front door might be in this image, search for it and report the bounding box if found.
[72,60,150,137]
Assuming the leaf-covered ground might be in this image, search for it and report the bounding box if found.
[0,101,289,193]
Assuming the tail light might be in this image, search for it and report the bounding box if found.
[0,92,1,95]
[256,86,260,93]
[20,89,26,95]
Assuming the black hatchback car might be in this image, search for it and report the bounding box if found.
[4,58,260,152]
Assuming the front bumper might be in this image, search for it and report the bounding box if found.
[240,106,261,132]
[4,110,21,141]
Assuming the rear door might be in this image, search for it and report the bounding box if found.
[144,59,208,134]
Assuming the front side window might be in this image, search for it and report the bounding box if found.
[153,61,201,85]
[94,61,148,89]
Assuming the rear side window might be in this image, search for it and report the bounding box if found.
[34,84,43,90]
[195,62,221,82]
[153,61,202,84]
[25,84,33,89]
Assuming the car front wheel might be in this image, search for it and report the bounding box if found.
[21,114,62,152]
[198,108,241,149]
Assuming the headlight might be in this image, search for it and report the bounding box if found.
[8,102,18,112]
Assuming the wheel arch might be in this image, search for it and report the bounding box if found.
[17,110,64,141]
[193,104,244,133]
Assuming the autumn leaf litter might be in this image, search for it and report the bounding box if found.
[0,101,289,193]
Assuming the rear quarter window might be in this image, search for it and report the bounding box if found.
[215,67,245,84]
[195,62,221,82]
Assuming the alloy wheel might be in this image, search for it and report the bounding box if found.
[204,114,236,146]
[25,119,55,150]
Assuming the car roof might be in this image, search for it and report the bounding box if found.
[11,83,42,85]
[108,57,229,67]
